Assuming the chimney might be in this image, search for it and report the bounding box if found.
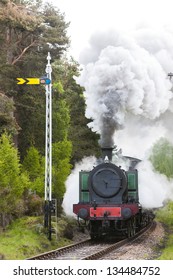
[101,147,113,162]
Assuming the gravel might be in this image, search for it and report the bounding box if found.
[72,222,165,260]
[102,222,165,260]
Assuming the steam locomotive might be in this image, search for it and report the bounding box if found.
[73,147,153,239]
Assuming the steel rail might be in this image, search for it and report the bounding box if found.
[27,238,91,260]
[27,222,156,260]
[82,222,156,260]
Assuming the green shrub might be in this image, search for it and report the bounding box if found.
[156,202,173,226]
[25,194,44,216]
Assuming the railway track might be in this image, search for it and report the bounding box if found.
[27,222,156,260]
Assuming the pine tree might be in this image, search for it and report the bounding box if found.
[53,57,100,164]
[0,92,18,135]
[0,0,70,158]
[52,140,72,205]
[22,146,44,196]
[0,133,30,227]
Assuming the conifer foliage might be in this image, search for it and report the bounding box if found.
[0,133,30,227]
[0,0,100,223]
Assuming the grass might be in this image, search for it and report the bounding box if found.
[155,202,173,260]
[0,216,73,260]
[158,235,173,260]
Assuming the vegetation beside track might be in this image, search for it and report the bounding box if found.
[155,202,173,259]
[1,208,173,260]
[0,215,78,260]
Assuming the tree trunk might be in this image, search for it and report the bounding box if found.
[6,26,13,64]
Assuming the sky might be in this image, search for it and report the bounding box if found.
[50,0,173,61]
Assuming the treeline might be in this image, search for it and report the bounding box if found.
[0,0,100,228]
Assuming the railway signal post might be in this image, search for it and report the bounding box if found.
[44,52,53,240]
[17,53,53,240]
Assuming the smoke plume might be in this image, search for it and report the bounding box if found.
[77,27,173,147]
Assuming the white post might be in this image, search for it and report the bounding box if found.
[45,52,52,201]
[44,52,52,240]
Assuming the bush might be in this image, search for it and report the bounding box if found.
[150,138,173,178]
[57,216,77,240]
[156,201,173,226]
[25,194,44,216]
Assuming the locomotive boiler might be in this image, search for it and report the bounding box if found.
[73,147,152,239]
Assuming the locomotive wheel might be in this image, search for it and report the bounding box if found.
[89,221,101,240]
[131,218,136,237]
[127,218,136,238]
[127,220,132,238]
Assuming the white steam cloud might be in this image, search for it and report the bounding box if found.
[64,26,173,213]
[63,156,97,216]
[78,27,173,147]
[138,160,173,208]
